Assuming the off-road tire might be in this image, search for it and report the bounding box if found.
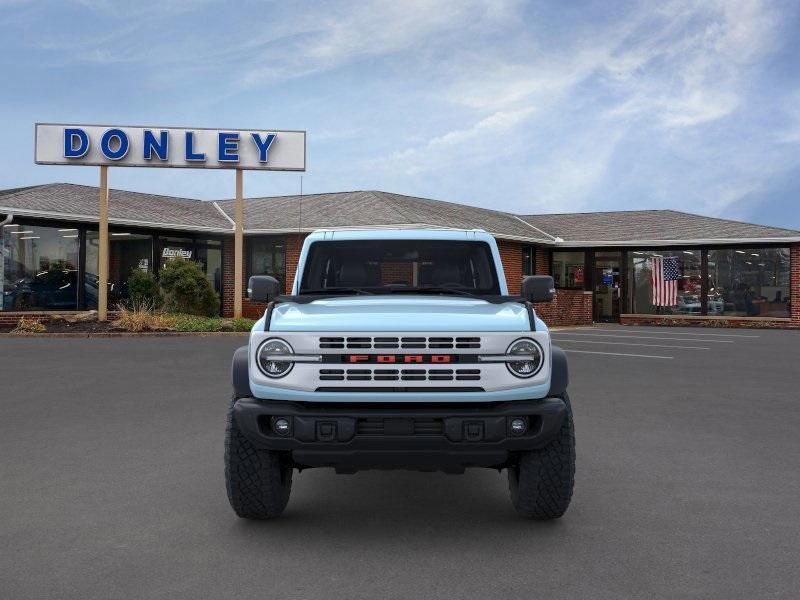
[508,393,575,519]
[225,396,293,519]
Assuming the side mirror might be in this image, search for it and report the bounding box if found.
[521,275,555,303]
[248,275,281,303]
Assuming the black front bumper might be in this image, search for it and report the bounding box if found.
[233,397,566,472]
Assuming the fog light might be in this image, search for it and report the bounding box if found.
[272,417,291,436]
[510,418,527,436]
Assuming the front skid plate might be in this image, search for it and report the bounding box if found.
[233,397,566,470]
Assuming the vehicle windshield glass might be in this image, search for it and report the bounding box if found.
[298,239,501,296]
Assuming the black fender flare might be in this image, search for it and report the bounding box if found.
[232,345,251,398]
[548,345,569,397]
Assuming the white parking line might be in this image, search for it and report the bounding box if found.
[590,329,759,339]
[552,332,734,343]
[561,349,673,359]
[555,339,710,350]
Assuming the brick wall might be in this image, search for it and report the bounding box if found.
[535,247,549,276]
[0,311,120,326]
[221,237,235,317]
[221,233,308,319]
[535,290,594,326]
[619,314,799,329]
[381,262,413,284]
[498,240,593,326]
[497,239,523,294]
[284,233,306,294]
[0,311,60,326]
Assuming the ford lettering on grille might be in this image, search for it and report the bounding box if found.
[346,354,454,364]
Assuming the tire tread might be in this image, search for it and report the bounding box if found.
[508,393,576,519]
[224,396,292,519]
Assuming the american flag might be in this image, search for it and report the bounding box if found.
[651,256,679,306]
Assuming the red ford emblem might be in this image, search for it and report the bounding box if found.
[347,354,452,364]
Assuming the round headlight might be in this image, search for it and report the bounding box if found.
[257,338,294,378]
[506,338,543,378]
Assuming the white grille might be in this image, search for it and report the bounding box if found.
[318,368,481,382]
[318,336,481,350]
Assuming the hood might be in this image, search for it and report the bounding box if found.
[268,295,532,332]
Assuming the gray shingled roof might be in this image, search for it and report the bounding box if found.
[215,190,548,241]
[519,210,800,244]
[1,183,798,243]
[0,183,231,232]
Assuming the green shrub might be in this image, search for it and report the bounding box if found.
[127,269,162,308]
[171,315,222,332]
[159,259,220,316]
[169,315,255,332]
[230,317,256,332]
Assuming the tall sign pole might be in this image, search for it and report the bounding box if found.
[35,124,306,320]
[98,166,109,320]
[234,169,244,318]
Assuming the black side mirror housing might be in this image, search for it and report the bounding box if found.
[521,275,555,303]
[248,275,281,303]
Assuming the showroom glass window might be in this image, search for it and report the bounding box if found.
[707,248,790,318]
[1,223,80,311]
[196,239,223,296]
[551,251,585,289]
[85,230,154,308]
[522,245,536,276]
[629,249,702,314]
[248,237,285,292]
[159,236,195,271]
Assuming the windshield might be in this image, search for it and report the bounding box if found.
[298,239,501,296]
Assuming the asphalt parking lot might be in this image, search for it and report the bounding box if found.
[1,326,799,600]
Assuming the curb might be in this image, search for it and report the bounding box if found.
[0,331,250,338]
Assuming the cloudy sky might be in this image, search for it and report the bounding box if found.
[1,0,798,228]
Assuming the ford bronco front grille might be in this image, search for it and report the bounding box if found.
[319,368,481,382]
[318,336,481,350]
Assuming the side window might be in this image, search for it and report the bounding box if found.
[248,237,286,293]
[522,246,536,276]
[552,251,585,289]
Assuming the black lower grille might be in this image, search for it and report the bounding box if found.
[356,417,444,436]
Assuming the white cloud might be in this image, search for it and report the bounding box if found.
[516,123,628,213]
[238,0,520,88]
[1,0,797,225]
[375,106,536,175]
[366,0,793,216]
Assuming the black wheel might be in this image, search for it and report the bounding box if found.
[508,393,575,519]
[224,396,293,519]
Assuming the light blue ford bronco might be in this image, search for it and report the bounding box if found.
[226,229,575,519]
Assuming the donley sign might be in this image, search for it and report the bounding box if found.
[35,124,305,171]
[33,122,306,320]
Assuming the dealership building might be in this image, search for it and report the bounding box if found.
[1,182,799,328]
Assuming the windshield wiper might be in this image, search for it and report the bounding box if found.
[402,286,480,299]
[300,287,375,296]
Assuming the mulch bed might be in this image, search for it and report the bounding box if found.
[0,318,127,334]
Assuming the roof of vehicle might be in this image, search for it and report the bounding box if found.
[304,228,497,243]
